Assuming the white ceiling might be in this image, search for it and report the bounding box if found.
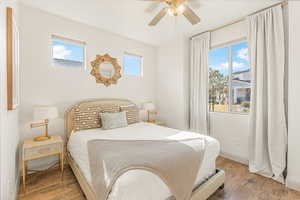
[20,0,281,46]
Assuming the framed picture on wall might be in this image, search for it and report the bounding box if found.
[7,7,20,110]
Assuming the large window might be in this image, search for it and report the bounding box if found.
[209,41,251,113]
[52,35,86,69]
[123,53,142,76]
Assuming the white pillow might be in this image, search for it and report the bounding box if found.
[100,112,128,130]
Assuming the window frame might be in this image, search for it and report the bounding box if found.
[123,52,143,77]
[209,38,250,115]
[51,35,87,70]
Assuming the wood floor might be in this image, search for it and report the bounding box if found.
[18,157,300,200]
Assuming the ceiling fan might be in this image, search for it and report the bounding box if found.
[142,0,201,26]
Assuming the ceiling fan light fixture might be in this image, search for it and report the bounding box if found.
[146,0,201,26]
[167,8,175,16]
[177,4,185,14]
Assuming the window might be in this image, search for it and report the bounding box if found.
[123,53,142,76]
[52,35,86,69]
[209,41,251,113]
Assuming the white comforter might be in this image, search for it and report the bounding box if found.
[68,122,220,200]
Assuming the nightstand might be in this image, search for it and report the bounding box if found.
[22,135,64,191]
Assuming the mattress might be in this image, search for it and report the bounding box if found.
[68,122,220,200]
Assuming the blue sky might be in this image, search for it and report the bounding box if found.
[209,41,249,76]
[52,40,84,62]
[123,55,142,76]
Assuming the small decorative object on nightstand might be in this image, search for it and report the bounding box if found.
[22,135,64,192]
[30,106,58,141]
[146,120,166,127]
[143,102,157,123]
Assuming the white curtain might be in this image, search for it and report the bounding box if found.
[248,5,287,180]
[190,32,210,134]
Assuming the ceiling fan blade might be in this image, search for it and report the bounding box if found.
[183,5,201,25]
[149,7,168,26]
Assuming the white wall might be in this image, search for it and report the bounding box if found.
[287,1,300,192]
[19,4,157,169]
[156,21,250,164]
[156,36,189,130]
[211,20,247,48]
[210,113,249,164]
[0,1,20,200]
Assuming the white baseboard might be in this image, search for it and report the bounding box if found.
[220,152,248,165]
[286,176,300,192]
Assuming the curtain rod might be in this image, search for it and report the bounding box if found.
[190,1,288,40]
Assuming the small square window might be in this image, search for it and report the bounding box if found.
[52,35,86,69]
[123,53,142,76]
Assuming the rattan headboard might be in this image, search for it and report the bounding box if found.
[65,98,138,140]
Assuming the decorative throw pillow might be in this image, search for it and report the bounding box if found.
[120,104,140,124]
[73,103,119,131]
[100,112,128,130]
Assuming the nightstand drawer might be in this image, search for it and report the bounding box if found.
[24,143,62,159]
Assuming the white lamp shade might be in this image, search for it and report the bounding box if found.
[143,102,156,111]
[33,106,58,121]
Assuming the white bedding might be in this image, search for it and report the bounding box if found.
[68,122,220,200]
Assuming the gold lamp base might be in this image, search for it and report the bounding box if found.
[147,119,157,123]
[31,119,51,142]
[34,136,51,142]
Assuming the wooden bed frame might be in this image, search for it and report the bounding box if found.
[65,98,225,200]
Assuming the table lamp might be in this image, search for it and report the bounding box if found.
[143,102,157,123]
[30,106,58,141]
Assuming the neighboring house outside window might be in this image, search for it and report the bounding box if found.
[208,41,251,113]
[52,35,86,69]
[232,69,251,105]
[123,52,143,76]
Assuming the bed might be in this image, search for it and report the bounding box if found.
[65,99,225,200]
